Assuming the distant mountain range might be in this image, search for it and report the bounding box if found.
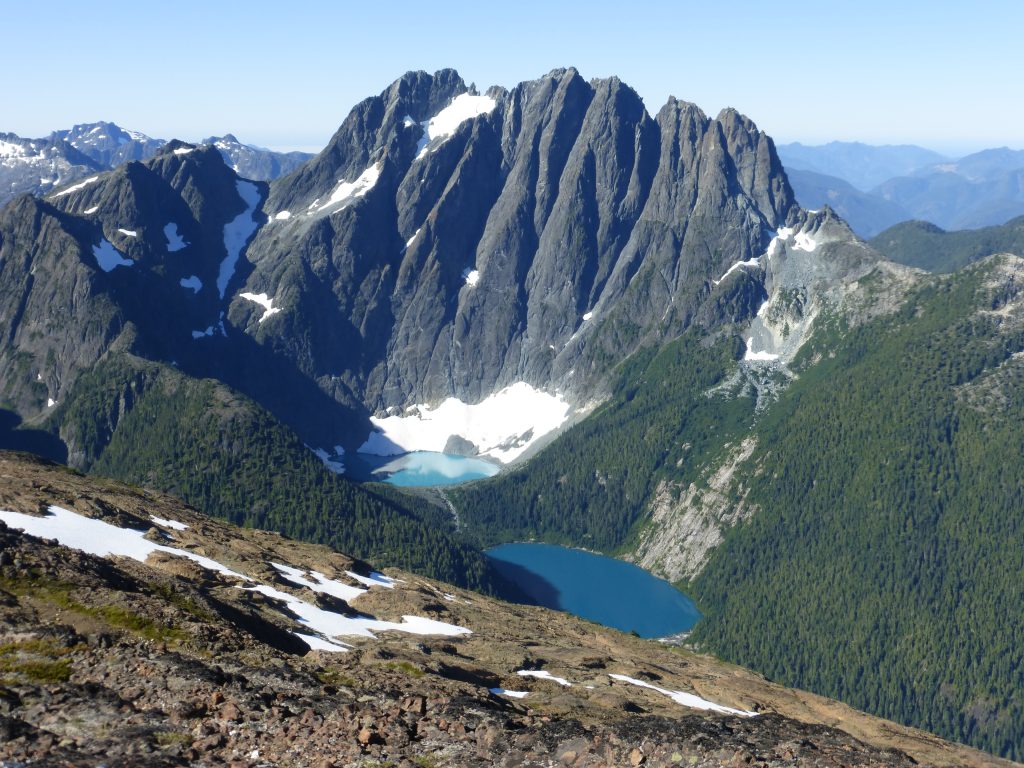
[778,141,1024,236]
[0,122,312,206]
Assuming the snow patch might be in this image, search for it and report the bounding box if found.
[295,632,351,652]
[0,505,246,581]
[608,674,756,716]
[46,398,56,408]
[462,268,480,286]
[346,571,397,589]
[582,311,594,321]
[359,382,571,463]
[311,445,345,474]
[714,257,761,286]
[517,670,571,687]
[239,291,281,323]
[793,230,818,252]
[405,228,421,250]
[272,562,366,602]
[173,147,194,155]
[743,337,779,362]
[273,210,292,220]
[489,688,528,699]
[51,176,99,198]
[117,228,137,238]
[150,515,188,531]
[218,180,262,299]
[415,93,497,160]
[0,505,470,653]
[192,326,216,339]
[308,163,380,214]
[164,222,187,252]
[83,206,99,215]
[92,239,132,272]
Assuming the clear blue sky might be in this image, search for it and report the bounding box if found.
[4,0,1022,156]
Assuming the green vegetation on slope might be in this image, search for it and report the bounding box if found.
[870,215,1024,273]
[452,333,753,552]
[57,355,498,592]
[691,260,1024,759]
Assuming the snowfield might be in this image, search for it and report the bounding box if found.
[415,93,497,160]
[218,180,262,298]
[359,382,571,463]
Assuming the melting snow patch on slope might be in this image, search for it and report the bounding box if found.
[239,292,281,323]
[743,337,779,362]
[272,562,366,602]
[346,571,397,589]
[308,163,380,214]
[92,239,132,272]
[415,93,497,160]
[150,515,188,531]
[517,670,572,687]
[273,210,291,221]
[0,505,471,654]
[714,257,761,286]
[218,180,262,299]
[117,228,137,238]
[608,674,756,716]
[489,688,529,699]
[51,176,99,198]
[793,229,818,252]
[83,206,99,215]
[164,222,187,252]
[311,445,345,474]
[404,228,421,250]
[359,382,571,463]
[0,505,247,580]
[173,147,194,155]
[462,268,480,286]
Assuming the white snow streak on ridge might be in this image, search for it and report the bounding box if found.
[218,180,262,299]
[150,515,188,531]
[117,228,137,238]
[0,506,470,653]
[346,571,397,589]
[608,674,756,716]
[359,382,571,463]
[0,506,246,580]
[84,206,99,215]
[239,292,280,323]
[517,670,572,687]
[51,176,99,198]
[93,239,132,272]
[164,222,187,252]
[489,688,529,699]
[714,257,761,286]
[272,562,365,602]
[308,163,380,214]
[415,93,497,160]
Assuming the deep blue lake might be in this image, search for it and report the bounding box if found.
[353,451,499,487]
[486,542,701,638]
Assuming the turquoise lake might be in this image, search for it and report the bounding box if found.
[486,542,701,638]
[353,451,500,487]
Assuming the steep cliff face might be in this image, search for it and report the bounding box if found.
[242,68,799,410]
[0,68,809,461]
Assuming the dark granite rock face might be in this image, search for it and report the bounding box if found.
[244,68,800,411]
[0,68,813,457]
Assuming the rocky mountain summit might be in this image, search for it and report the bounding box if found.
[0,123,312,207]
[0,451,1011,768]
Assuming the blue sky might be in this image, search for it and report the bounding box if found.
[5,0,1022,155]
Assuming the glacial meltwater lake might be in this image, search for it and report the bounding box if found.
[486,542,701,638]
[352,451,500,487]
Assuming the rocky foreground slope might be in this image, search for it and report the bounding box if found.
[0,452,1010,768]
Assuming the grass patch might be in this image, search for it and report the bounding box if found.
[317,668,359,689]
[383,661,424,678]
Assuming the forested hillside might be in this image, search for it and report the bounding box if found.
[456,255,1024,759]
[53,354,500,592]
